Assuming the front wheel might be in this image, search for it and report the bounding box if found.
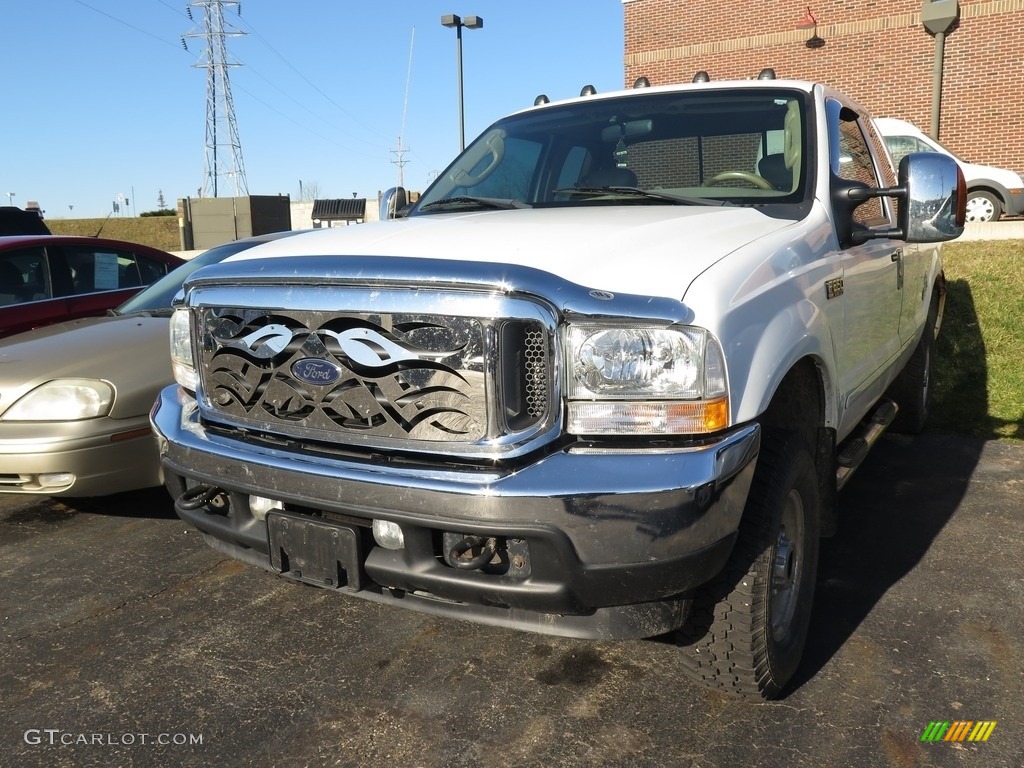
[677,433,820,699]
[964,190,1001,222]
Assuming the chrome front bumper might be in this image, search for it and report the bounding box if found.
[152,385,759,639]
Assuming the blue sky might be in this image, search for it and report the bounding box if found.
[3,1,626,219]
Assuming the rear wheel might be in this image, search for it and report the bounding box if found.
[889,290,939,434]
[677,433,820,699]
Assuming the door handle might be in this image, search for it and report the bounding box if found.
[892,249,904,289]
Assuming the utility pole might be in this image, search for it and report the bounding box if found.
[184,0,249,197]
[390,137,411,188]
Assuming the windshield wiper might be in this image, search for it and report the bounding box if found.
[554,186,727,206]
[419,196,529,212]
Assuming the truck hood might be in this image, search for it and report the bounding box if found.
[233,207,797,300]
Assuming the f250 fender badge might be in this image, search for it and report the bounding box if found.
[825,278,844,300]
[291,358,343,385]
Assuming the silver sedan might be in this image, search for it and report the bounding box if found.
[0,231,303,497]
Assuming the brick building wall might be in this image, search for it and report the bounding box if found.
[621,0,1024,176]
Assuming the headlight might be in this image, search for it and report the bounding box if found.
[2,379,113,421]
[170,307,197,391]
[566,325,728,435]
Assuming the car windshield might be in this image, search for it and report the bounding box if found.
[114,237,284,314]
[413,87,810,213]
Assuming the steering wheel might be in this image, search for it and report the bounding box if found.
[708,171,774,190]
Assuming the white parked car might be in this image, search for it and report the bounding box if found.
[875,117,1024,222]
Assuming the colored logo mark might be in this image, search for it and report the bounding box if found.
[920,721,996,742]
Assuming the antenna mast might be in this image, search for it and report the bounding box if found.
[184,0,249,197]
[390,27,415,187]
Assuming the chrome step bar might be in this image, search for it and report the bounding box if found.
[836,399,898,490]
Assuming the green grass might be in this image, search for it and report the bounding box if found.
[931,238,1024,441]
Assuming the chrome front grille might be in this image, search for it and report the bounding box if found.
[192,286,557,457]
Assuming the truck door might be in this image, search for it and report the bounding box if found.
[860,116,929,345]
[827,101,903,430]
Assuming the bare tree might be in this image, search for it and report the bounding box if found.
[297,180,321,202]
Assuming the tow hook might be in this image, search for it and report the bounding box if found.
[178,484,227,512]
[448,535,498,571]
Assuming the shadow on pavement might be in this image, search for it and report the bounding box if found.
[54,486,177,520]
[790,278,989,692]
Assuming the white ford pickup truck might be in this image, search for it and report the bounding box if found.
[152,74,965,698]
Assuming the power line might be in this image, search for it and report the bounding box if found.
[232,13,389,143]
[72,0,180,49]
[78,0,388,155]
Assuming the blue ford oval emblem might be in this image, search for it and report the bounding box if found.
[291,358,343,386]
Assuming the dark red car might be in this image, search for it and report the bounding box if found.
[0,235,184,338]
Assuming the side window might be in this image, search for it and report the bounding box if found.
[132,253,171,286]
[0,248,50,306]
[451,136,541,201]
[835,109,889,227]
[884,135,920,165]
[64,247,159,293]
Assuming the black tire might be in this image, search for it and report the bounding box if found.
[677,432,820,699]
[888,292,938,434]
[964,190,1001,222]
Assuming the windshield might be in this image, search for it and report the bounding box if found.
[414,87,810,213]
[115,235,289,314]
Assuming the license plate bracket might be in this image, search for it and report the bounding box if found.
[267,512,362,591]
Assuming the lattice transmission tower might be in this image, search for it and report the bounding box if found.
[183,0,248,198]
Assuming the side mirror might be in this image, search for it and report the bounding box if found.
[838,151,965,245]
[379,187,408,220]
[897,152,966,243]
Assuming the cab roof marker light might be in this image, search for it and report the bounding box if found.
[580,84,597,96]
[692,71,710,83]
[633,76,650,88]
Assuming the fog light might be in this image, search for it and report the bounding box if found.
[38,473,75,489]
[372,519,405,550]
[249,495,283,521]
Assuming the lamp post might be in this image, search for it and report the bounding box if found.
[921,0,960,139]
[5,192,14,207]
[440,13,483,151]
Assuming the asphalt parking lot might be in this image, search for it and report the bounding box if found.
[1,431,1022,768]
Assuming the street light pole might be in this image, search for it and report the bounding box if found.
[440,14,483,151]
[5,192,14,207]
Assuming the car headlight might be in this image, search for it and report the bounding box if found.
[2,379,113,421]
[170,307,198,391]
[565,325,728,435]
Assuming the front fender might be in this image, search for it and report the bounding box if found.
[728,297,838,429]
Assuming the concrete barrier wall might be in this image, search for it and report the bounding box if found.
[959,220,1024,241]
